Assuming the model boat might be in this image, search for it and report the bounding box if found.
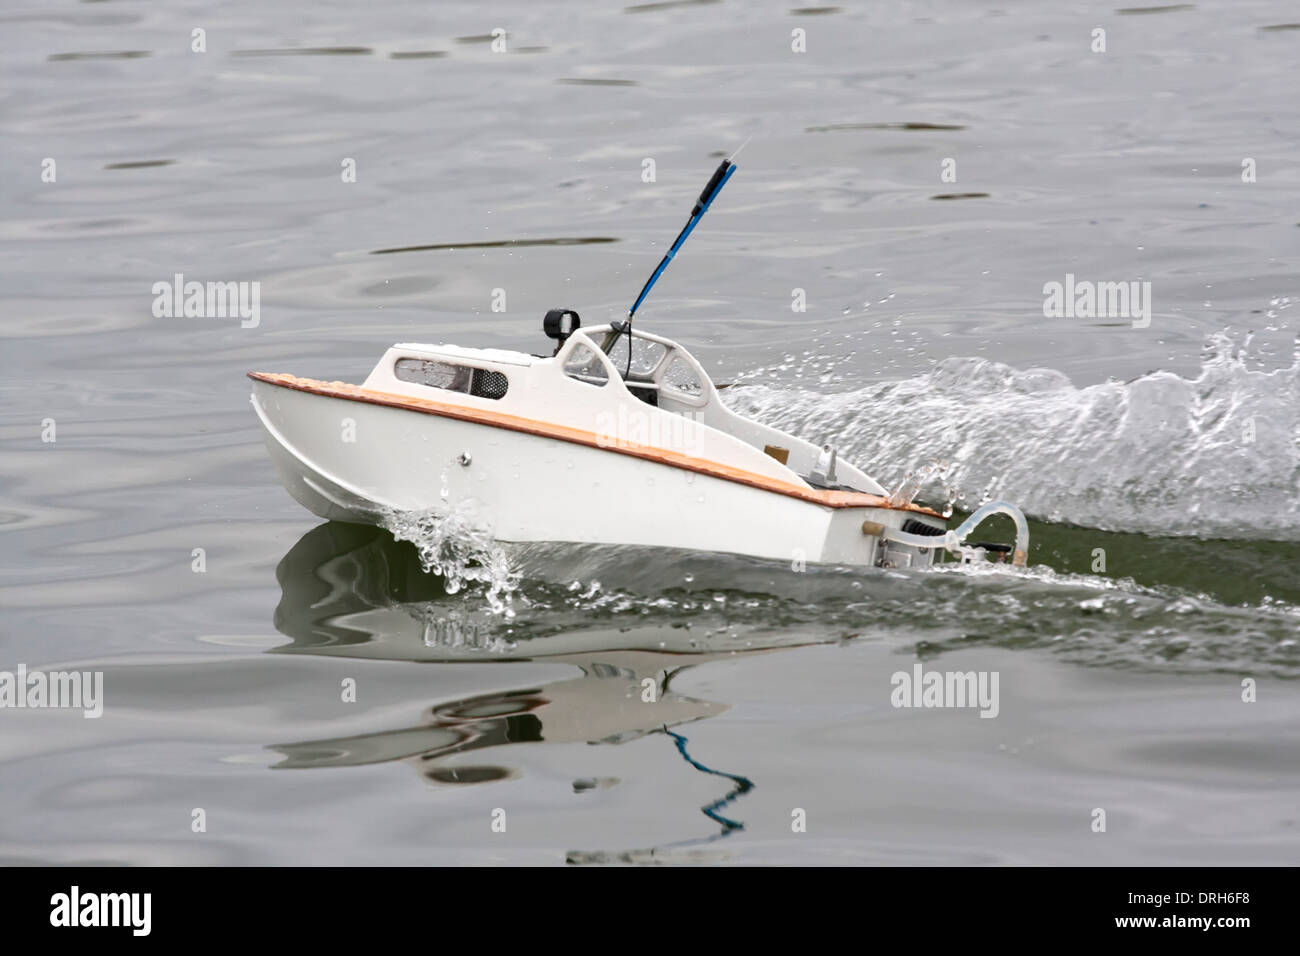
[249,157,1029,570]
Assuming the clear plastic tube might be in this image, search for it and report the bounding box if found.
[879,500,1030,567]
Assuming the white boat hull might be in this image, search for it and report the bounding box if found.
[250,378,943,568]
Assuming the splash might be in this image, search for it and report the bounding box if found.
[725,331,1300,540]
[887,460,953,509]
[379,503,519,616]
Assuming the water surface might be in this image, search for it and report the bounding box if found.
[1,0,1297,865]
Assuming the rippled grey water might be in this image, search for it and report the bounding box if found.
[1,0,1298,865]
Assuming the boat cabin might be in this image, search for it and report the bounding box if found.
[360,311,888,498]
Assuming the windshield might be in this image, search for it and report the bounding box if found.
[604,335,668,379]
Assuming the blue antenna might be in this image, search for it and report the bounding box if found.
[620,157,738,338]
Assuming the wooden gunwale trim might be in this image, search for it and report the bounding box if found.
[247,371,942,518]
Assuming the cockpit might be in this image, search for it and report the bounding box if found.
[544,309,713,415]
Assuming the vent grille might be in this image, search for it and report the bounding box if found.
[470,369,509,400]
[901,518,945,537]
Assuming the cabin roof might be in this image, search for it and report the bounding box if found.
[392,343,538,367]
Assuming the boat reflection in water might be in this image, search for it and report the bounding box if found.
[266,521,807,862]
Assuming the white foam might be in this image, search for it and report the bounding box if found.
[380,501,520,616]
[724,332,1300,540]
